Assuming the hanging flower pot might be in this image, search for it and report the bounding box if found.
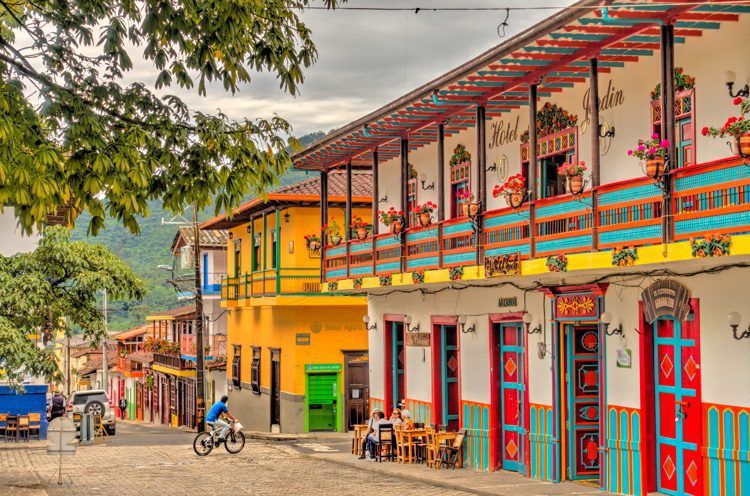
[738,132,750,156]
[390,220,403,234]
[308,239,321,251]
[569,175,584,194]
[468,202,480,217]
[506,193,524,209]
[645,157,666,179]
[356,228,369,240]
[461,202,470,217]
[330,235,342,246]
[419,212,432,227]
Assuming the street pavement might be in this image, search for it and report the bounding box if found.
[0,421,613,496]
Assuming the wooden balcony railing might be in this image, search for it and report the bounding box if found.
[116,356,143,375]
[322,156,750,283]
[153,352,195,370]
[221,267,321,301]
[180,334,228,358]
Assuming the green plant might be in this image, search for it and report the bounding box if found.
[379,207,405,226]
[327,281,338,292]
[449,266,464,281]
[702,97,750,138]
[612,247,638,267]
[412,271,425,284]
[145,374,155,391]
[690,234,731,258]
[408,164,418,179]
[520,102,578,144]
[353,277,363,289]
[558,161,587,177]
[627,133,670,160]
[546,254,568,273]
[651,67,695,101]
[493,174,527,197]
[350,216,370,231]
[322,218,341,237]
[449,144,472,166]
[379,275,392,287]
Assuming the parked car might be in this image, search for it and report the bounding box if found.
[66,389,116,435]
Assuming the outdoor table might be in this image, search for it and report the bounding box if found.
[400,428,427,464]
[432,431,462,469]
[352,424,369,455]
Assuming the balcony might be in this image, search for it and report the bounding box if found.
[153,352,195,371]
[323,157,750,282]
[116,356,144,377]
[202,272,226,294]
[179,334,227,360]
[221,267,321,300]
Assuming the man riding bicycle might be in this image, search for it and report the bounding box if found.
[205,395,237,442]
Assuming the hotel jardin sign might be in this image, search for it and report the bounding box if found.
[484,252,521,278]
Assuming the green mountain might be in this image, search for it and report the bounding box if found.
[70,132,323,331]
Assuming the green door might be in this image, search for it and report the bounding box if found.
[307,373,337,431]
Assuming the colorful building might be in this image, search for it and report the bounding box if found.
[292,3,750,495]
[202,172,372,433]
[111,324,149,421]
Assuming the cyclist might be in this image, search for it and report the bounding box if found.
[205,395,237,442]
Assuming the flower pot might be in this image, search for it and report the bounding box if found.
[390,220,403,235]
[356,228,368,240]
[468,202,480,217]
[569,175,584,195]
[419,212,432,227]
[308,240,321,251]
[330,235,342,246]
[645,157,666,179]
[461,202,470,217]
[739,133,750,156]
[506,192,524,209]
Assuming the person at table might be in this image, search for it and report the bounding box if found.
[401,410,415,430]
[358,409,382,459]
[389,408,403,426]
[363,411,388,461]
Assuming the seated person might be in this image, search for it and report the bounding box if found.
[401,410,415,430]
[389,408,403,426]
[358,409,382,459]
[364,411,388,461]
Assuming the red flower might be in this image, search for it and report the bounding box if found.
[734,96,744,106]
[701,126,709,136]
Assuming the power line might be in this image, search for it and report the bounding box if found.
[304,2,750,12]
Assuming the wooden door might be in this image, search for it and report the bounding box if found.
[565,325,601,480]
[654,317,703,495]
[135,383,143,421]
[270,350,281,427]
[345,353,369,429]
[438,324,460,431]
[496,322,526,473]
[391,322,405,409]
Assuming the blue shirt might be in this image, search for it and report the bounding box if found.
[206,401,228,422]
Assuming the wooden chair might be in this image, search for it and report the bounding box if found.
[394,427,406,463]
[93,415,109,438]
[417,426,435,465]
[0,413,7,438]
[438,428,467,470]
[28,413,41,440]
[16,415,30,442]
[374,425,395,462]
[4,415,18,442]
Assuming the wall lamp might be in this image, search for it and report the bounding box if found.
[362,315,377,331]
[599,123,615,139]
[284,211,291,223]
[457,315,475,334]
[420,173,435,190]
[600,312,623,337]
[523,313,542,335]
[727,312,750,340]
[725,71,749,99]
[404,315,420,333]
[378,194,388,204]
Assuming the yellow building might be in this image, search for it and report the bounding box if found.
[202,171,372,433]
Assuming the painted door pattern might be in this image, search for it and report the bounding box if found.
[497,323,526,473]
[440,324,460,431]
[391,322,405,409]
[654,318,703,496]
[566,325,601,480]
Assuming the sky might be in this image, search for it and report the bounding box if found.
[171,1,573,137]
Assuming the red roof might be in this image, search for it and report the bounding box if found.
[114,325,149,341]
[146,304,196,320]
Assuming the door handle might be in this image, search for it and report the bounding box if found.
[675,400,689,420]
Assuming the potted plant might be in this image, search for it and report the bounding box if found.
[379,207,405,234]
[627,133,670,179]
[449,144,472,167]
[412,201,437,227]
[456,190,478,217]
[323,219,342,246]
[304,234,321,252]
[350,216,371,240]
[558,160,587,194]
[701,97,750,157]
[493,174,528,208]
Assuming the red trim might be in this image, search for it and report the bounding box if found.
[539,283,609,297]
[430,315,461,429]
[383,315,406,412]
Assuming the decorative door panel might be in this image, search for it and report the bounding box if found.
[440,325,460,431]
[654,317,703,496]
[499,323,526,473]
[391,322,405,409]
[566,325,601,480]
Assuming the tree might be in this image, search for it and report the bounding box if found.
[0,226,145,384]
[0,0,339,235]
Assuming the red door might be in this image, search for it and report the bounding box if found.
[654,317,703,495]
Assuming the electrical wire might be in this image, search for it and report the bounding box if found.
[304,2,750,12]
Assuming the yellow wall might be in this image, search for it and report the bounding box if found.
[227,205,371,276]
[227,305,368,396]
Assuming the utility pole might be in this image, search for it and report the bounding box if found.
[192,202,206,432]
[65,335,71,397]
[102,289,109,394]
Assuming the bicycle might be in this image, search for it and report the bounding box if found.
[193,419,246,456]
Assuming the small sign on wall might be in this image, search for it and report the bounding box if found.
[484,253,521,277]
[616,348,632,368]
[406,332,431,347]
[296,333,311,345]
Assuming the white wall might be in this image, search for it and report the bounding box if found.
[0,209,39,256]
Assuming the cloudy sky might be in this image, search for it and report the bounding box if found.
[174,1,573,137]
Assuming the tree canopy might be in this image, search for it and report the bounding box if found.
[0,0,338,235]
[0,226,145,384]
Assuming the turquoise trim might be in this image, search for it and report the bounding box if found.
[443,220,474,235]
[598,183,661,206]
[376,236,400,248]
[349,242,373,253]
[326,269,347,278]
[485,244,531,256]
[376,261,400,272]
[349,266,373,276]
[536,198,592,219]
[598,225,662,245]
[443,251,475,265]
[406,256,439,270]
[326,245,347,256]
[485,210,530,227]
[406,228,439,242]
[675,211,750,236]
[536,234,592,253]
[674,163,750,192]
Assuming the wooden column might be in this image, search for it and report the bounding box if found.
[345,160,353,241]
[528,84,539,200]
[320,170,328,245]
[476,105,487,212]
[590,58,601,251]
[372,149,379,235]
[400,138,409,229]
[437,123,445,222]
[661,24,675,244]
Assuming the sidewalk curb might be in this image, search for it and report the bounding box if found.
[297,453,508,496]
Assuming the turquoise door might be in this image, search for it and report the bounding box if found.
[565,325,601,480]
[439,324,459,431]
[497,322,526,474]
[391,322,405,409]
